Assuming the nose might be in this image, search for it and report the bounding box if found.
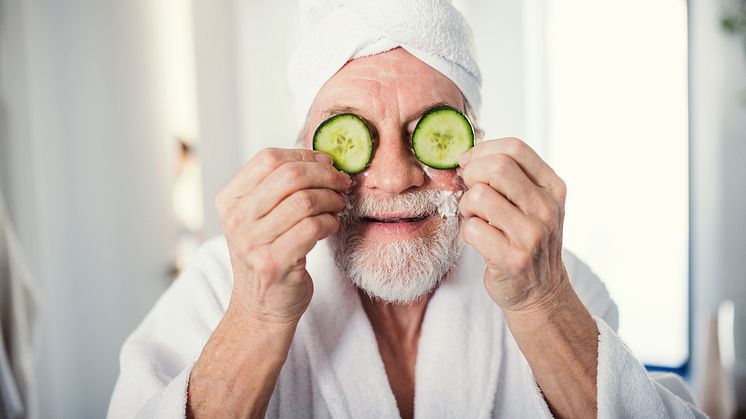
[362,129,425,194]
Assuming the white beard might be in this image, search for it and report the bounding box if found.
[328,190,463,304]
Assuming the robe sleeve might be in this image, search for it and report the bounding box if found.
[594,317,706,418]
[107,237,232,419]
[549,249,707,418]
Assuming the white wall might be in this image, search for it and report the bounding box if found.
[192,0,243,238]
[689,0,746,399]
[235,0,301,159]
[1,1,178,418]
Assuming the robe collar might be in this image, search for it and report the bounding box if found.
[301,239,504,419]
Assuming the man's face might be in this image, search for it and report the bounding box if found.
[305,48,467,303]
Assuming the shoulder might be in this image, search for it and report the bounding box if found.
[562,248,619,331]
[176,235,233,307]
[193,235,231,276]
[137,235,234,329]
[109,236,234,416]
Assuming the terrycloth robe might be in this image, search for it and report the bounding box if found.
[108,236,705,418]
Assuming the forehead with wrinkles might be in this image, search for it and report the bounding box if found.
[305,48,465,142]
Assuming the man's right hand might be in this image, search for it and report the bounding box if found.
[189,148,349,418]
[215,148,351,327]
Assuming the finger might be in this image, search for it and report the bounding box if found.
[460,216,511,268]
[218,148,338,208]
[462,154,548,213]
[272,213,340,266]
[458,183,536,246]
[250,189,346,245]
[251,161,352,218]
[460,138,562,192]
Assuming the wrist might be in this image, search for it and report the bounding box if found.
[501,280,598,359]
[227,273,312,331]
[501,276,576,326]
[225,296,302,337]
[499,280,599,418]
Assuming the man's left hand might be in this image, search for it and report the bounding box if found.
[457,137,572,314]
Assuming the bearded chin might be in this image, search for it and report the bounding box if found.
[328,214,463,304]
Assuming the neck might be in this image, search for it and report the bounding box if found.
[358,289,434,345]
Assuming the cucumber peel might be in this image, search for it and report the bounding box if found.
[412,106,474,169]
[313,113,373,174]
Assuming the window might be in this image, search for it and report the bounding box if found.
[543,0,690,369]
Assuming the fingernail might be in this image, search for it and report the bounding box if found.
[458,150,472,167]
[315,153,332,164]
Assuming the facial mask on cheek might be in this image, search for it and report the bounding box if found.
[436,190,460,218]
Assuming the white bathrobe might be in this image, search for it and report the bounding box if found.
[108,236,705,418]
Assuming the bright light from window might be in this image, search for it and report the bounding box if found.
[154,0,204,271]
[544,0,689,368]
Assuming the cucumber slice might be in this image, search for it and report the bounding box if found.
[313,113,373,174]
[412,106,474,169]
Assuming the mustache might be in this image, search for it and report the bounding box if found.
[342,189,459,220]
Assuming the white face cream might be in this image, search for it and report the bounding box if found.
[436,190,459,218]
[421,164,465,219]
[341,165,465,220]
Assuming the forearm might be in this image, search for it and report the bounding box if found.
[187,302,297,419]
[503,283,599,419]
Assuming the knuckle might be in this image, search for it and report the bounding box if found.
[294,190,316,213]
[326,166,347,187]
[525,222,546,247]
[472,182,492,199]
[317,213,339,232]
[303,216,324,236]
[281,164,305,182]
[231,236,258,262]
[509,249,532,274]
[488,154,512,177]
[327,213,341,231]
[239,237,261,256]
[535,202,555,224]
[323,164,337,179]
[243,223,263,245]
[258,148,283,166]
[504,137,526,155]
[462,216,481,238]
[251,255,278,278]
[331,192,347,211]
[222,209,242,232]
[555,178,568,199]
[461,165,476,185]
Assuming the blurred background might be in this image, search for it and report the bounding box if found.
[0,0,745,418]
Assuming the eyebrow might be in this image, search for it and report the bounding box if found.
[320,105,365,119]
[319,100,463,123]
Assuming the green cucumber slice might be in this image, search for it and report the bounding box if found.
[412,106,474,169]
[313,113,373,174]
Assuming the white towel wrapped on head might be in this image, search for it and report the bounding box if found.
[287,0,482,125]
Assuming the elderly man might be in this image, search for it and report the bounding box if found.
[109,1,704,418]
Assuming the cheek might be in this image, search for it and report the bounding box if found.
[422,165,465,192]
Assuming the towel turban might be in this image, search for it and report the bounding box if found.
[287,0,482,126]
